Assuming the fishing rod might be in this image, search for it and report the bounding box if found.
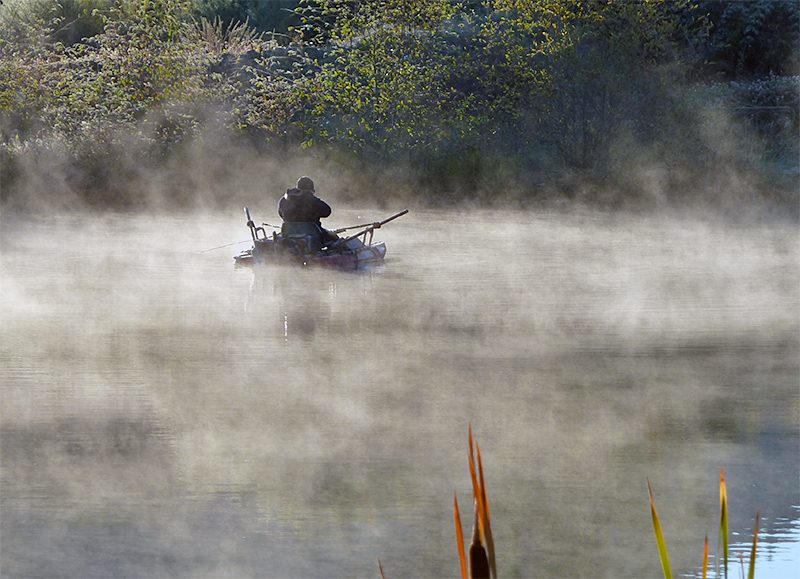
[198,208,280,254]
[196,239,252,254]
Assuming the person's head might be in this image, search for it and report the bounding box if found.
[297,176,315,192]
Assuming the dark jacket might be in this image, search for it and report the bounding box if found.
[277,188,332,223]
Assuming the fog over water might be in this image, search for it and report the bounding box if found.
[1,207,798,578]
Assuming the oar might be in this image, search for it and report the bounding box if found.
[342,209,408,242]
[334,209,409,234]
[333,222,377,234]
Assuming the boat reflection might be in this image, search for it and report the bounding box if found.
[241,262,386,343]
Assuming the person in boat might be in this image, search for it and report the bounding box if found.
[278,176,338,245]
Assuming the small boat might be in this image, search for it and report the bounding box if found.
[233,208,407,268]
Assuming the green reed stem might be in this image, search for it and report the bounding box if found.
[647,478,673,579]
[747,511,759,579]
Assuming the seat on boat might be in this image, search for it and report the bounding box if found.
[281,222,324,237]
[280,222,326,254]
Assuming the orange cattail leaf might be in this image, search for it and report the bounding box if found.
[476,441,490,520]
[468,423,475,466]
[719,468,729,577]
[702,533,708,579]
[454,492,468,579]
[467,443,485,539]
[476,441,496,579]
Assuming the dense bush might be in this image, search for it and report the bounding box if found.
[0,0,797,211]
[192,0,299,33]
[696,0,800,78]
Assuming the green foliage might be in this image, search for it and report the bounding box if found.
[0,0,52,41]
[1,0,797,209]
[282,0,499,198]
[191,0,300,34]
[480,0,692,168]
[697,0,800,79]
[288,0,699,183]
[35,0,108,44]
[294,0,456,44]
[0,0,262,207]
[293,6,459,152]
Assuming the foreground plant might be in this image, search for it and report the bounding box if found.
[378,425,497,579]
[454,424,497,579]
[648,468,760,579]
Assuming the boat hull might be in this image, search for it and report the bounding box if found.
[233,237,386,269]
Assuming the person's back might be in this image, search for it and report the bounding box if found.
[277,176,337,245]
[278,187,331,223]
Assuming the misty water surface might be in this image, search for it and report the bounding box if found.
[1,208,798,578]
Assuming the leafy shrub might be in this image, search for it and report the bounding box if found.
[1,0,796,211]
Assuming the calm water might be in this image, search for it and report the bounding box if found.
[1,208,798,578]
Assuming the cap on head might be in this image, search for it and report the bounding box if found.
[297,176,315,191]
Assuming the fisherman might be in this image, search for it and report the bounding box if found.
[278,176,338,245]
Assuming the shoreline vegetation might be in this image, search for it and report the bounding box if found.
[0,0,797,216]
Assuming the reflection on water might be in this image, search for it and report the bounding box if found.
[684,507,800,579]
[731,508,800,579]
[1,209,798,578]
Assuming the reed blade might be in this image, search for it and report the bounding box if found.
[719,469,729,579]
[747,510,759,579]
[467,443,485,538]
[647,478,673,579]
[702,533,709,579]
[378,558,386,579]
[454,492,468,579]
[468,423,475,467]
[476,441,497,579]
[476,441,490,519]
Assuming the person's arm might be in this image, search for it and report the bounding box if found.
[313,196,332,219]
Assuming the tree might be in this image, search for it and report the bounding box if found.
[287,0,460,158]
[696,0,800,78]
[481,0,690,168]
